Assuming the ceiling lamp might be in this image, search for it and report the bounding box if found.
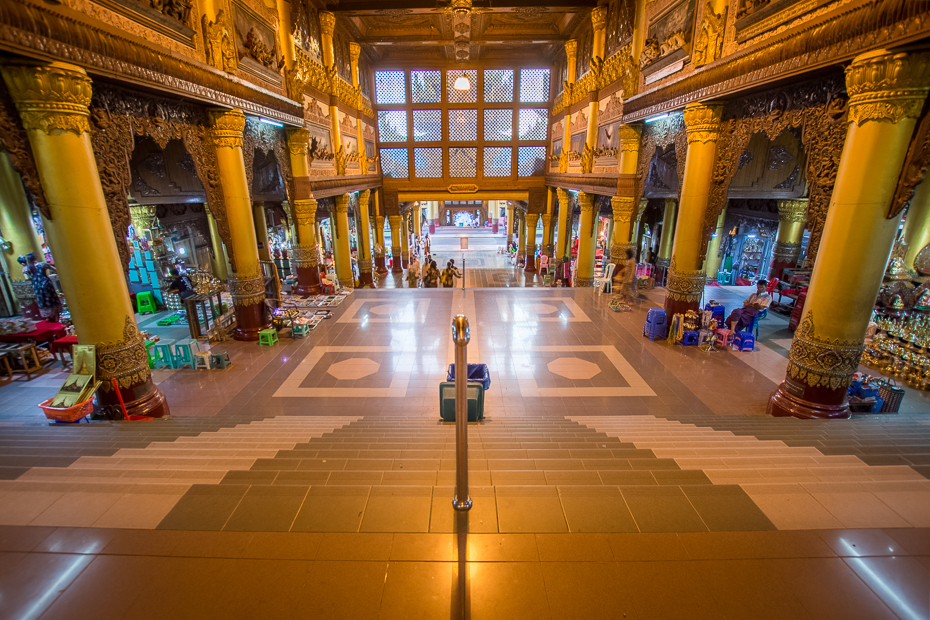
[453,73,471,91]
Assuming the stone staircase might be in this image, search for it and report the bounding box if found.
[1,414,928,532]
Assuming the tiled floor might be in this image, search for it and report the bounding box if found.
[1,230,929,617]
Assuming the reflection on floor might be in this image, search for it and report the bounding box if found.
[1,281,929,618]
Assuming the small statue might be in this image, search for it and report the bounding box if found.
[640,38,661,67]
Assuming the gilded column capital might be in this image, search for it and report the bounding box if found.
[208,108,246,149]
[683,102,724,144]
[591,6,608,31]
[611,196,636,223]
[578,192,595,212]
[556,187,569,207]
[334,193,349,214]
[541,214,552,228]
[0,61,93,135]
[777,199,808,223]
[286,128,310,156]
[846,49,930,126]
[526,213,540,226]
[358,189,371,209]
[319,12,336,37]
[375,215,385,228]
[565,40,578,65]
[617,124,641,153]
[349,42,361,64]
[293,198,317,226]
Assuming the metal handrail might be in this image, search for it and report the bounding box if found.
[451,314,472,512]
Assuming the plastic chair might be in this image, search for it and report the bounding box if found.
[259,328,279,346]
[145,340,156,369]
[597,263,616,295]
[194,351,213,370]
[153,339,175,369]
[136,291,156,315]
[751,308,768,341]
[211,350,231,369]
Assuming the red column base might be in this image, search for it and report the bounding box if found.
[769,260,794,281]
[401,257,409,269]
[391,250,403,274]
[428,223,436,234]
[433,219,439,231]
[359,271,374,287]
[375,256,388,274]
[293,265,321,296]
[99,378,170,418]
[767,381,851,419]
[664,296,700,318]
[233,302,270,341]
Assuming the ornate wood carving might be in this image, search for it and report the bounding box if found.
[624,0,930,122]
[89,97,134,273]
[89,84,236,271]
[633,113,687,222]
[889,99,930,220]
[0,85,49,219]
[0,0,302,125]
[700,73,848,260]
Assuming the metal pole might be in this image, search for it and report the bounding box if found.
[461,251,465,290]
[452,314,472,511]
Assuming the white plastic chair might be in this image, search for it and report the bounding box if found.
[597,262,616,294]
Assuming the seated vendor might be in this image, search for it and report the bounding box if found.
[167,267,196,300]
[725,279,771,332]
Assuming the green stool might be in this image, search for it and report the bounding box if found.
[137,291,156,315]
[258,328,279,346]
[291,323,310,338]
[144,340,156,369]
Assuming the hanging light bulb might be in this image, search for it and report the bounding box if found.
[453,73,471,91]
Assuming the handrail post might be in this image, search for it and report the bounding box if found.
[452,314,472,511]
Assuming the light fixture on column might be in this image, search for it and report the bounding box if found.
[453,73,471,91]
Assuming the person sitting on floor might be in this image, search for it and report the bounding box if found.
[725,279,771,332]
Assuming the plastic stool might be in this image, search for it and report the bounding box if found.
[716,329,734,348]
[681,331,700,346]
[735,331,755,351]
[153,339,176,369]
[173,339,196,369]
[193,351,213,370]
[259,328,279,346]
[137,291,156,315]
[145,340,156,369]
[211,350,231,369]
[291,323,310,338]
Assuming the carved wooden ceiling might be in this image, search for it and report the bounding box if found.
[324,2,596,63]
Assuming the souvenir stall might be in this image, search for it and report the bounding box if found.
[859,244,930,402]
[715,217,777,285]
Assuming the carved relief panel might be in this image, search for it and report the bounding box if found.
[641,0,697,77]
[129,137,206,203]
[231,0,282,87]
[728,129,806,198]
[605,0,636,58]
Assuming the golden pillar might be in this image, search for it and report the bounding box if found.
[576,192,598,287]
[581,7,608,173]
[610,196,636,267]
[769,49,930,420]
[400,210,410,268]
[0,151,44,279]
[656,198,677,272]
[319,12,343,176]
[286,128,322,294]
[374,191,388,274]
[542,188,555,259]
[524,213,539,273]
[770,199,808,280]
[506,203,514,245]
[357,190,373,287]
[413,203,422,237]
[319,12,335,69]
[331,194,353,286]
[388,215,402,274]
[516,211,526,264]
[208,108,270,340]
[349,42,368,175]
[559,40,577,173]
[703,204,727,281]
[252,202,271,261]
[1,61,168,416]
[665,103,724,317]
[555,188,573,267]
[903,177,930,270]
[205,204,229,282]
